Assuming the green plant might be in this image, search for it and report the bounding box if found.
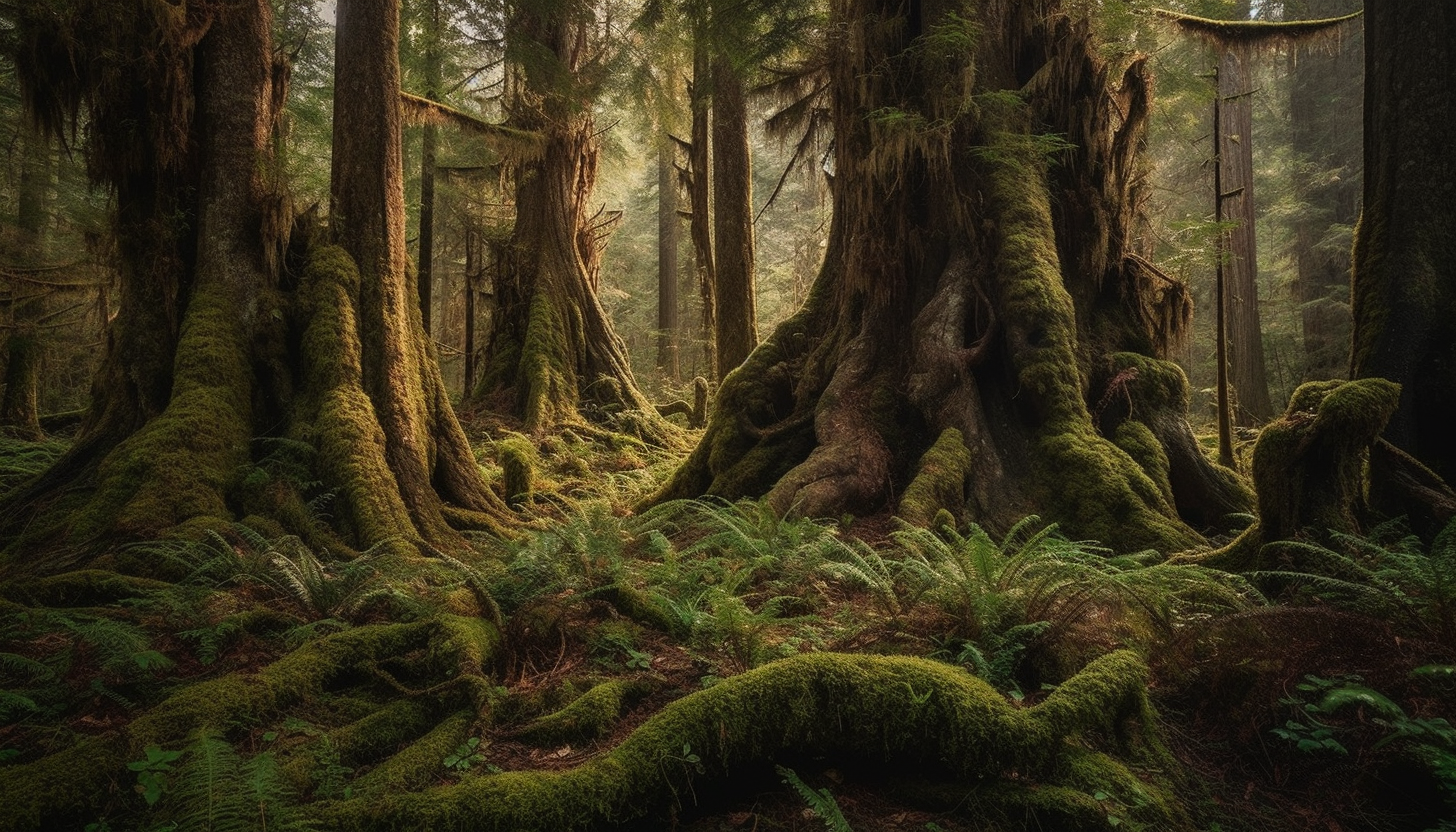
[129,745,183,807]
[1255,517,1456,645]
[776,765,855,832]
[444,737,487,772]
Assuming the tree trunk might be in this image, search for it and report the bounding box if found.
[477,1,669,440]
[653,0,1240,552]
[689,39,718,380]
[464,225,479,392]
[0,129,51,441]
[710,56,758,381]
[1351,0,1456,483]
[1217,49,1274,424]
[417,0,442,335]
[329,0,504,543]
[1287,0,1361,382]
[2,0,507,564]
[657,139,681,380]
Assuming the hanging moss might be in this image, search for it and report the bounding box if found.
[899,428,974,527]
[321,650,1180,832]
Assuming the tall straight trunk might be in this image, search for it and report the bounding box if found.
[710,56,757,381]
[464,225,478,391]
[689,39,718,380]
[1217,49,1274,423]
[417,0,441,334]
[1288,0,1361,382]
[657,139,681,379]
[1,129,51,440]
[331,0,502,542]
[1352,0,1456,482]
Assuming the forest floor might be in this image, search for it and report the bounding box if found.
[0,417,1453,832]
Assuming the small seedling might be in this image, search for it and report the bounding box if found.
[128,745,183,806]
[444,737,487,771]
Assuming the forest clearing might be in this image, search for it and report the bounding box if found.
[0,0,1453,830]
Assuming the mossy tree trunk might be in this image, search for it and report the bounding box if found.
[1351,0,1456,484]
[2,0,507,564]
[710,55,758,381]
[655,0,1242,551]
[0,129,50,441]
[477,0,669,439]
[326,0,506,544]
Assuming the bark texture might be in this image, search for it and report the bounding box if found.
[657,140,681,379]
[654,0,1238,552]
[477,1,668,441]
[710,56,758,381]
[1216,49,1274,424]
[1351,0,1456,483]
[2,0,507,568]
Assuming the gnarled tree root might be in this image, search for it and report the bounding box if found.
[0,616,500,832]
[320,650,1186,832]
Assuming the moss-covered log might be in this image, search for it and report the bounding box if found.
[655,0,1213,553]
[321,650,1185,832]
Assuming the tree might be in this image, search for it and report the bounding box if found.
[1285,0,1361,382]
[1350,0,1456,510]
[476,0,669,439]
[655,0,1251,552]
[709,47,758,380]
[1,0,506,562]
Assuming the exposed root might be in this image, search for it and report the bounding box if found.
[320,650,1183,832]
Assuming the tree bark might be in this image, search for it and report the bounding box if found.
[2,0,508,564]
[477,0,669,440]
[1350,0,1456,484]
[1217,49,1274,424]
[417,0,442,335]
[689,39,718,380]
[657,139,681,380]
[653,0,1237,552]
[710,56,758,381]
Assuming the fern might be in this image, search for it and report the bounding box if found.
[160,732,309,832]
[776,765,855,832]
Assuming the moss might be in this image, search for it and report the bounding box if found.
[0,570,172,607]
[69,279,254,541]
[322,650,1168,832]
[898,428,974,527]
[353,711,474,795]
[297,246,417,547]
[983,130,1202,554]
[1111,420,1173,505]
[498,433,537,508]
[1198,378,1403,571]
[281,699,438,794]
[0,736,125,832]
[520,287,581,432]
[593,583,687,638]
[518,679,655,747]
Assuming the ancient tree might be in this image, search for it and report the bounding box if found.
[476,0,667,438]
[656,0,1250,552]
[710,48,759,381]
[1351,0,1456,483]
[1,0,505,564]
